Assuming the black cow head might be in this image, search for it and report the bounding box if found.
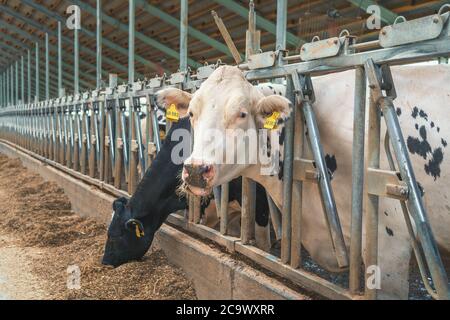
[102,197,154,267]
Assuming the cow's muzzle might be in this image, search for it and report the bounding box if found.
[182,163,215,189]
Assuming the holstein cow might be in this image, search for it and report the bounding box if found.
[156,65,450,299]
[102,116,270,267]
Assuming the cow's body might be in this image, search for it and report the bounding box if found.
[307,65,450,298]
[160,65,450,299]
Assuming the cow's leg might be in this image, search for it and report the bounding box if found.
[376,200,412,300]
[255,184,271,252]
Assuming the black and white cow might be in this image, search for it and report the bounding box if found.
[102,116,270,267]
[156,65,450,299]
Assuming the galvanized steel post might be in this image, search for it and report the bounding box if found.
[349,66,366,294]
[128,0,135,84]
[281,75,295,264]
[364,87,381,300]
[21,56,24,104]
[58,21,63,97]
[45,33,49,100]
[27,49,31,103]
[35,42,39,102]
[15,61,18,104]
[74,27,79,94]
[276,0,287,51]
[180,0,188,72]
[96,0,102,89]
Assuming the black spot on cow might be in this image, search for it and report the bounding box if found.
[419,126,427,140]
[417,182,425,197]
[419,109,428,121]
[425,148,444,180]
[278,160,284,180]
[412,107,419,119]
[431,121,435,128]
[386,227,394,237]
[415,124,419,130]
[279,92,283,96]
[268,85,273,90]
[279,127,285,146]
[407,135,431,160]
[437,127,441,133]
[325,154,337,179]
[407,121,445,180]
[396,108,402,116]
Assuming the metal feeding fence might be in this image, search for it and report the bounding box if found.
[0,1,450,300]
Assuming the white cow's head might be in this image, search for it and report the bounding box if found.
[157,66,291,196]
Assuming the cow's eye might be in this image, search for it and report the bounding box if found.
[239,112,247,119]
[189,111,194,118]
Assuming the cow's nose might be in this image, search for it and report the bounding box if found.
[182,163,214,188]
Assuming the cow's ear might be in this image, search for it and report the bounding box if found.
[253,95,292,130]
[156,88,192,118]
[113,197,128,211]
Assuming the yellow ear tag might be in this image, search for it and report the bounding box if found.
[264,111,280,130]
[134,224,144,238]
[166,104,179,122]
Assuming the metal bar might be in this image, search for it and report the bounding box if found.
[96,0,102,89]
[302,96,349,269]
[15,61,18,104]
[245,37,450,81]
[364,88,381,300]
[0,19,99,87]
[383,101,449,299]
[27,50,31,103]
[10,66,12,105]
[349,66,366,294]
[136,0,235,59]
[276,0,287,51]
[21,56,24,104]
[290,85,305,268]
[0,35,81,91]
[281,75,295,264]
[35,42,39,102]
[241,177,256,244]
[70,0,196,70]
[213,0,302,47]
[0,33,90,91]
[211,11,243,64]
[180,0,188,72]
[129,0,135,84]
[220,183,229,235]
[45,33,49,100]
[74,27,79,95]
[58,21,63,97]
[0,5,131,78]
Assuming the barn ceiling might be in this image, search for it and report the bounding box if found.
[0,0,447,94]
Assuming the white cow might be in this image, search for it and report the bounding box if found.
[156,65,450,299]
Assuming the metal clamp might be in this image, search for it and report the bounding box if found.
[380,12,448,48]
